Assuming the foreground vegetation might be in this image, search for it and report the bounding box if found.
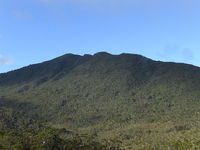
[0,128,124,150]
[2,121,200,150]
[0,107,123,150]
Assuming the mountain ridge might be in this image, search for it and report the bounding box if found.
[0,52,199,86]
[1,52,200,149]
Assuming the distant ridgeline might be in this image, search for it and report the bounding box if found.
[1,52,200,149]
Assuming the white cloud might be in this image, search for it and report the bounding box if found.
[0,56,12,65]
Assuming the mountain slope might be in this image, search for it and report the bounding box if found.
[1,52,200,149]
[0,54,92,85]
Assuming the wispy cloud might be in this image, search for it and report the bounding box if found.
[37,0,197,7]
[12,10,32,20]
[34,0,199,16]
[35,0,158,9]
[0,56,12,65]
[182,48,194,61]
[156,45,194,63]
[35,0,163,14]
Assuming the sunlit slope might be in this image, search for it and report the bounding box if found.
[1,52,200,135]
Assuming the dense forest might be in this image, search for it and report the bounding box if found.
[0,106,123,150]
[1,52,200,149]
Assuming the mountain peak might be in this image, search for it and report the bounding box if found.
[0,52,199,86]
[93,52,112,57]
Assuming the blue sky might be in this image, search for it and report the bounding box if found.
[0,0,200,73]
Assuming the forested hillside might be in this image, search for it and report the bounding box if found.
[1,52,200,149]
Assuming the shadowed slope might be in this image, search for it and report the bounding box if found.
[0,54,92,85]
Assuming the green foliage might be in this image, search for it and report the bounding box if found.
[0,128,123,150]
[1,53,200,149]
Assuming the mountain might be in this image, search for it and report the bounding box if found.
[1,52,200,149]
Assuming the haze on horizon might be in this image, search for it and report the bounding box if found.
[0,0,200,73]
